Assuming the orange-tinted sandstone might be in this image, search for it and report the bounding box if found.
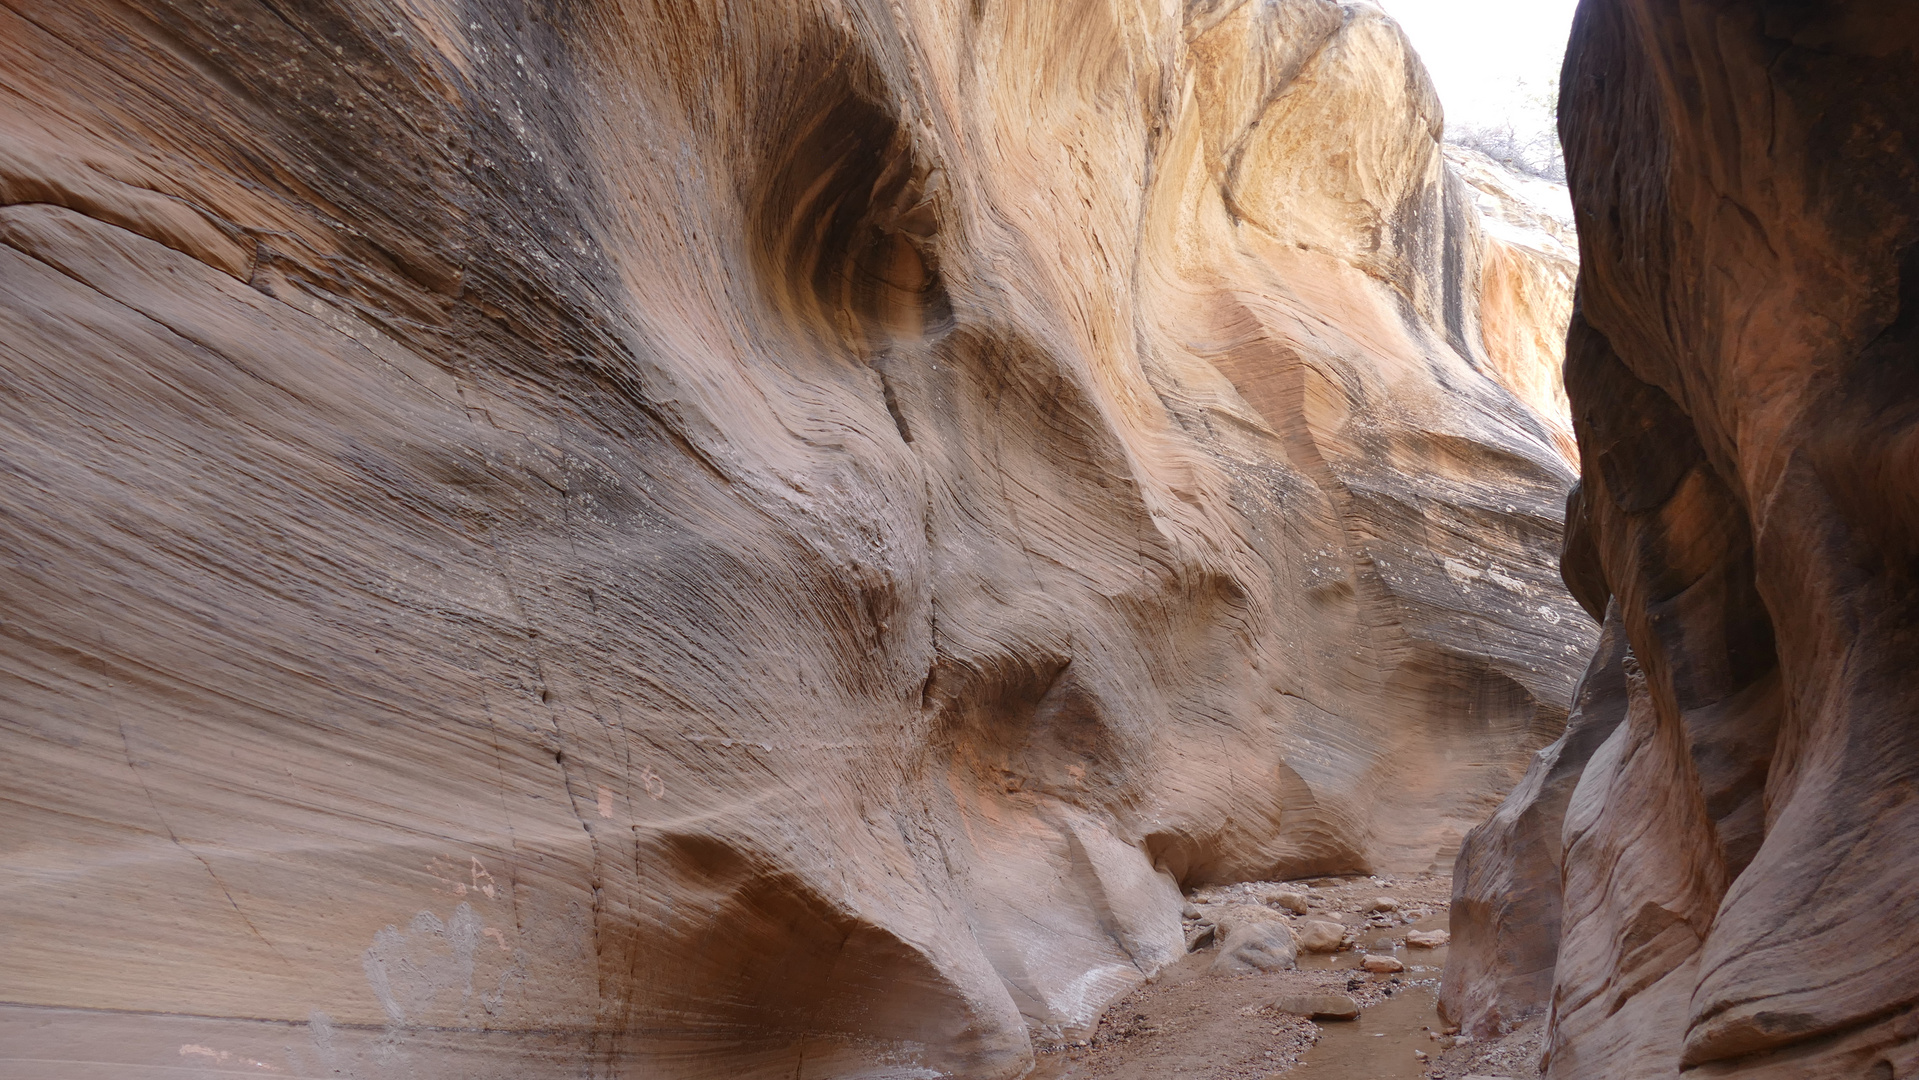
[1445,4,1919,1078]
[0,1,1585,1076]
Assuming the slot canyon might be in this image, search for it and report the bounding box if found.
[0,1,1910,1079]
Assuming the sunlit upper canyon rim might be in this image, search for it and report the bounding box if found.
[2,2,1915,1079]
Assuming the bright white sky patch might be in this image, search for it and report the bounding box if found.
[1378,0,1581,141]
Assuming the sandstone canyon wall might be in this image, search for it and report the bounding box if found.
[0,1,1588,1077]
[1444,2,1919,1078]
[1443,143,1579,464]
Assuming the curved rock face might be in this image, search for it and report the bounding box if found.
[1443,144,1579,464]
[0,1,1588,1076]
[1439,596,1627,1039]
[1446,3,1919,1077]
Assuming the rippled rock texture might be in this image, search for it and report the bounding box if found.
[0,1,1588,1076]
[1445,3,1919,1077]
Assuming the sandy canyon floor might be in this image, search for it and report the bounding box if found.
[1031,875,1543,1080]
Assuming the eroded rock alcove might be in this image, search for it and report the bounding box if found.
[1,1,1588,1077]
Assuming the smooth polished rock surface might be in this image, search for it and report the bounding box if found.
[1439,600,1628,1037]
[1447,2,1919,1077]
[0,1,1588,1076]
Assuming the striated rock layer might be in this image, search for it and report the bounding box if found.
[0,1,1588,1076]
[1443,143,1579,464]
[1446,2,1919,1078]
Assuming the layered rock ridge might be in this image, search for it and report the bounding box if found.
[1444,3,1919,1078]
[0,1,1586,1076]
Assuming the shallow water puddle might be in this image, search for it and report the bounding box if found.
[1289,983,1439,1078]
[1294,913,1449,1077]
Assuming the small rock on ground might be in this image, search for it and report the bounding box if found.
[1211,906,1297,972]
[1295,919,1347,953]
[1266,891,1311,914]
[1273,992,1359,1021]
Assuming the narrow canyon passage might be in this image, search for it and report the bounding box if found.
[1028,873,1547,1080]
[2,1,1915,1079]
[1030,874,1466,1080]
